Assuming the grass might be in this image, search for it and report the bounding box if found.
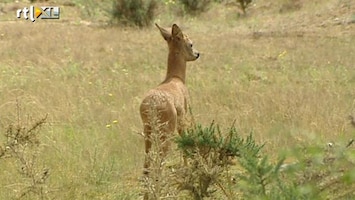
[0,0,355,199]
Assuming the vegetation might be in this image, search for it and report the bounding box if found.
[0,0,354,199]
[111,0,157,27]
[179,0,213,15]
[237,0,253,14]
[143,121,355,199]
[0,103,49,199]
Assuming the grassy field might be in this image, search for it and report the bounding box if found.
[0,0,355,199]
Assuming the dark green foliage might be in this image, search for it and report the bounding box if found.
[238,156,277,195]
[177,122,221,157]
[175,122,271,199]
[179,0,213,15]
[231,131,295,199]
[112,0,157,27]
[174,121,355,199]
[177,122,263,160]
[237,0,252,13]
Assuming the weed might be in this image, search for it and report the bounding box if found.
[173,122,355,199]
[174,121,269,199]
[0,102,50,199]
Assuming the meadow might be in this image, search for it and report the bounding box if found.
[0,0,354,199]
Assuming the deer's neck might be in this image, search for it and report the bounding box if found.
[163,52,186,83]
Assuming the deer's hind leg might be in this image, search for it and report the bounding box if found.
[142,124,152,174]
[141,102,177,175]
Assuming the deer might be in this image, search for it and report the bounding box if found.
[139,24,199,175]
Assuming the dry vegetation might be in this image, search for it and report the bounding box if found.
[0,0,355,199]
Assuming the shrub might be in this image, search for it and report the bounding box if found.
[179,0,213,15]
[0,108,49,199]
[174,121,289,199]
[237,0,253,14]
[143,119,355,199]
[112,0,157,27]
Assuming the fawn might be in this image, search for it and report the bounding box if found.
[139,24,199,174]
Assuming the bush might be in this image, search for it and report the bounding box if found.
[174,122,289,199]
[0,107,49,199]
[179,0,213,15]
[237,0,253,14]
[112,0,157,27]
[142,119,355,199]
[175,122,355,199]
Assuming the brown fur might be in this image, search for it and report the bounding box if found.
[140,24,199,174]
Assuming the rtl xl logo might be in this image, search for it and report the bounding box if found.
[16,6,60,22]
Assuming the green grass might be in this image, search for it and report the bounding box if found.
[0,0,354,199]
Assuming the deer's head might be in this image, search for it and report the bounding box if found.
[156,23,200,62]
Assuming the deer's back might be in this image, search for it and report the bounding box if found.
[140,79,188,117]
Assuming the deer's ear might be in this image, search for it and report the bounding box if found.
[171,24,183,40]
[156,23,171,41]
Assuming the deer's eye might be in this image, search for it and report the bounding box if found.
[189,43,193,47]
